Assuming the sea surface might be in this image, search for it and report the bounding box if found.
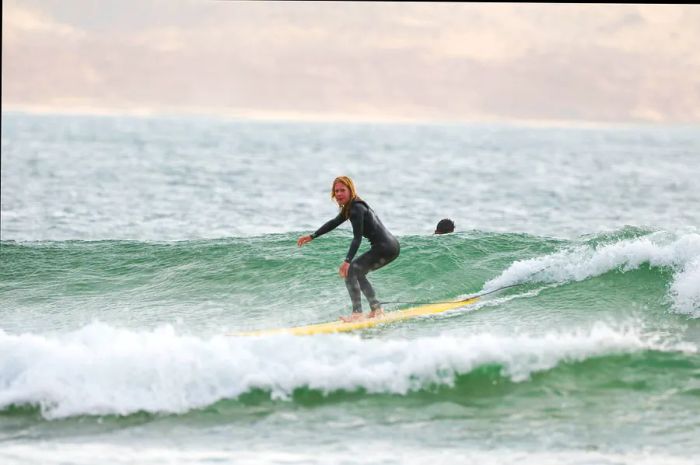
[1,112,699,464]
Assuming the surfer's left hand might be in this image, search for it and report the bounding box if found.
[339,261,350,278]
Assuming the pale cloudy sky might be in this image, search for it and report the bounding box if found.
[3,1,700,124]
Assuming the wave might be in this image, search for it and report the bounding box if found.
[484,231,700,316]
[0,322,694,419]
[3,229,695,302]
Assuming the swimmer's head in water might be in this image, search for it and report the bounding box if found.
[435,218,455,234]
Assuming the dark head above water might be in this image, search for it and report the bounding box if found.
[435,218,455,235]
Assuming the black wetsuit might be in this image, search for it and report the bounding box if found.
[311,199,400,313]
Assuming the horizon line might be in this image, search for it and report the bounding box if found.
[3,104,699,129]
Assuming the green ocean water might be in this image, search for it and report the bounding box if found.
[1,113,700,464]
[2,229,699,464]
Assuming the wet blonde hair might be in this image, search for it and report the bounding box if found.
[331,176,359,219]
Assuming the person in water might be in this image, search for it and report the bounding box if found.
[297,176,400,322]
[434,218,455,235]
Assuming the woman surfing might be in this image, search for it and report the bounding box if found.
[297,176,400,322]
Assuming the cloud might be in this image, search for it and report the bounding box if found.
[2,1,85,43]
[3,2,700,123]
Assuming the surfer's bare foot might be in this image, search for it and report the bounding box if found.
[339,313,365,323]
[368,308,384,319]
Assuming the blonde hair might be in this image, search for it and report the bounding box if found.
[331,176,359,219]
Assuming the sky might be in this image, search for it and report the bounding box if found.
[3,1,700,124]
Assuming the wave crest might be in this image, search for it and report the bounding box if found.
[484,232,700,316]
[0,322,693,419]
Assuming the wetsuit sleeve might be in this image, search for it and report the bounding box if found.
[344,203,365,262]
[311,213,345,239]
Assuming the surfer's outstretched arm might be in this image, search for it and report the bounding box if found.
[314,213,346,238]
[297,213,345,247]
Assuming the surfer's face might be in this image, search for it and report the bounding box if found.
[333,182,351,205]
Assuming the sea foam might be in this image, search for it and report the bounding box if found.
[0,321,693,419]
[484,232,700,316]
[1,443,695,465]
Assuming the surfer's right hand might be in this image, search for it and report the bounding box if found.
[297,235,313,247]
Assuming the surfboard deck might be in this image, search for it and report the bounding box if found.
[232,297,480,336]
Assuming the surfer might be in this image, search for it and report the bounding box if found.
[434,218,455,235]
[297,176,400,322]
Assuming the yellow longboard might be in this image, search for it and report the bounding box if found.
[232,297,480,337]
